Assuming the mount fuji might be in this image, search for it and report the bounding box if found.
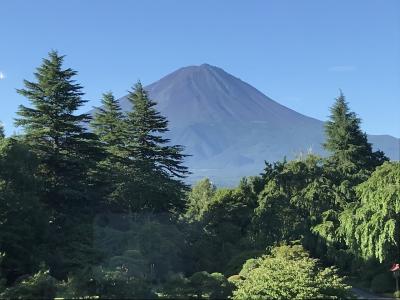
[111,64,399,185]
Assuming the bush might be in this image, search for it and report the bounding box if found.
[0,269,57,299]
[233,245,354,300]
[394,290,400,299]
[57,266,155,299]
[189,271,234,299]
[370,273,394,293]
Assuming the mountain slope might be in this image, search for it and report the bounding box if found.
[115,64,399,185]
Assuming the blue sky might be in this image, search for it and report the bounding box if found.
[1,0,399,137]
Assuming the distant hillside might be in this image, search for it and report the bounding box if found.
[110,64,399,186]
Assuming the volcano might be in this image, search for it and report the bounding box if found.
[113,64,399,185]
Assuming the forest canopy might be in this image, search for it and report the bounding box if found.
[0,51,398,299]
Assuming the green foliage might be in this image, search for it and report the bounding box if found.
[94,214,185,282]
[0,269,57,299]
[159,273,191,299]
[324,92,387,183]
[14,51,104,278]
[15,51,102,200]
[370,272,395,293]
[92,92,126,150]
[339,162,400,262]
[125,81,188,177]
[189,271,233,299]
[233,245,353,300]
[0,123,4,139]
[160,272,233,299]
[117,81,189,212]
[184,183,257,273]
[255,155,338,248]
[91,92,131,211]
[58,266,155,299]
[184,178,216,222]
[0,138,46,282]
[2,53,397,299]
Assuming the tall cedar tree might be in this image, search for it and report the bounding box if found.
[91,92,128,211]
[15,51,101,207]
[324,92,387,180]
[125,81,189,212]
[0,123,4,139]
[91,92,125,154]
[14,51,102,278]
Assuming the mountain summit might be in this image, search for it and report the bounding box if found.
[116,64,399,185]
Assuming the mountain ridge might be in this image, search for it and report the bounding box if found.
[101,64,399,185]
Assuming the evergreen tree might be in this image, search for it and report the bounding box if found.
[91,92,129,211]
[91,92,125,154]
[0,122,4,139]
[324,92,387,180]
[14,51,102,278]
[124,81,189,212]
[126,81,188,178]
[15,50,101,205]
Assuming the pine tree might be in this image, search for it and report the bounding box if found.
[126,82,188,177]
[15,51,101,205]
[14,51,102,278]
[124,81,189,212]
[91,92,125,154]
[91,92,129,211]
[324,92,387,180]
[0,122,4,139]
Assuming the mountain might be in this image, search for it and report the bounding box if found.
[113,64,399,186]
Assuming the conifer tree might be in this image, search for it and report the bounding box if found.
[126,82,188,177]
[14,51,102,278]
[15,51,101,202]
[0,123,4,139]
[91,92,129,211]
[324,92,387,180]
[124,81,189,212]
[91,92,125,154]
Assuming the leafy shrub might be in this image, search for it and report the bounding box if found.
[57,266,155,299]
[189,271,234,299]
[370,272,394,293]
[0,269,57,299]
[233,245,354,300]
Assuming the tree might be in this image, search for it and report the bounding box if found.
[91,92,128,211]
[0,138,46,283]
[232,245,353,300]
[91,92,125,153]
[184,178,216,222]
[14,51,103,278]
[255,156,338,248]
[124,81,189,212]
[189,271,233,299]
[0,122,4,139]
[58,266,154,299]
[15,50,102,208]
[184,184,258,274]
[324,92,387,182]
[339,162,400,263]
[126,81,188,178]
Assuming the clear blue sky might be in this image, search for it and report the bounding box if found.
[1,0,399,137]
